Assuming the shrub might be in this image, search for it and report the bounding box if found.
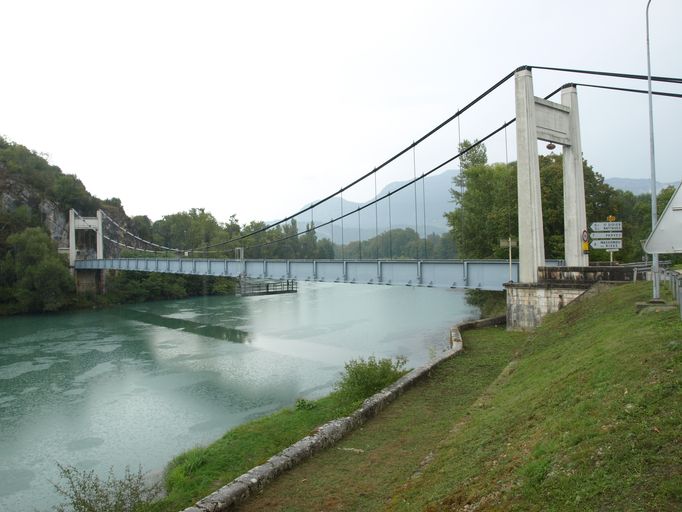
[335,355,408,402]
[295,398,317,411]
[52,463,161,512]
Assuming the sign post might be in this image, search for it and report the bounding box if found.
[589,217,623,264]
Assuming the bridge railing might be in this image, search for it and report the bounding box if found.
[75,258,566,291]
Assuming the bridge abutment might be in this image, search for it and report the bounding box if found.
[505,266,636,330]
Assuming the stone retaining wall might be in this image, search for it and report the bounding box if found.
[180,315,503,512]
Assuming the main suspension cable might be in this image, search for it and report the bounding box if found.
[187,68,517,253]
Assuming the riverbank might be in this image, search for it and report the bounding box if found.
[227,281,680,511]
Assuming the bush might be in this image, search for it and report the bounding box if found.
[52,463,161,512]
[335,355,408,402]
[295,398,317,411]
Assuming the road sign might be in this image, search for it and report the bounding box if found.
[590,221,622,231]
[590,231,623,239]
[590,239,623,250]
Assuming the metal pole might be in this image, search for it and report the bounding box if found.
[508,236,512,282]
[646,0,660,300]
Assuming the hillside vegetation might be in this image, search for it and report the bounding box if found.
[236,282,681,511]
[396,283,682,511]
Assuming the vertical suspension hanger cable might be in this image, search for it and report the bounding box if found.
[504,123,512,239]
[504,122,513,282]
[422,173,427,259]
[357,207,362,259]
[374,169,379,259]
[331,217,335,259]
[457,109,465,258]
[340,190,345,259]
[412,143,419,259]
[388,192,393,260]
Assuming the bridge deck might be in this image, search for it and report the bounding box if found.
[75,258,564,291]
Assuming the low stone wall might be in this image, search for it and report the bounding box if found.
[180,316,501,512]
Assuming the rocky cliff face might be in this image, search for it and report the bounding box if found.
[0,170,69,248]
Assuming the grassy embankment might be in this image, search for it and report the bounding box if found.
[236,281,681,511]
[144,359,406,511]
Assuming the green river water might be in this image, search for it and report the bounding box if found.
[0,282,477,510]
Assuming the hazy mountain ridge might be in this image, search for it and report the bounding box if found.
[605,177,679,195]
[293,169,458,241]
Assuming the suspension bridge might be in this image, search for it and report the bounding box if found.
[68,65,681,317]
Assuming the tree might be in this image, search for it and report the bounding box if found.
[459,139,487,171]
[1,227,74,313]
[446,159,516,259]
[446,147,622,261]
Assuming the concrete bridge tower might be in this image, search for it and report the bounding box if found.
[69,209,105,294]
[507,66,589,329]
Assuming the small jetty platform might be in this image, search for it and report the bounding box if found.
[237,278,297,297]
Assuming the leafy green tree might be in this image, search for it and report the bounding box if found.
[446,161,516,259]
[1,227,74,313]
[459,139,488,171]
[446,147,622,261]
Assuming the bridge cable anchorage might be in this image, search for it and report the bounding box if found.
[186,69,517,254]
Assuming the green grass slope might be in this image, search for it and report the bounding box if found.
[389,283,682,511]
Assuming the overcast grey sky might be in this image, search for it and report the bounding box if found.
[2,0,681,224]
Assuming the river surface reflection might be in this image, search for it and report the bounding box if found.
[0,282,477,510]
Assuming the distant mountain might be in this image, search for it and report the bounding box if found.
[291,169,459,241]
[605,177,679,195]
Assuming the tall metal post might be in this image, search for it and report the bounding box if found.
[646,0,660,300]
